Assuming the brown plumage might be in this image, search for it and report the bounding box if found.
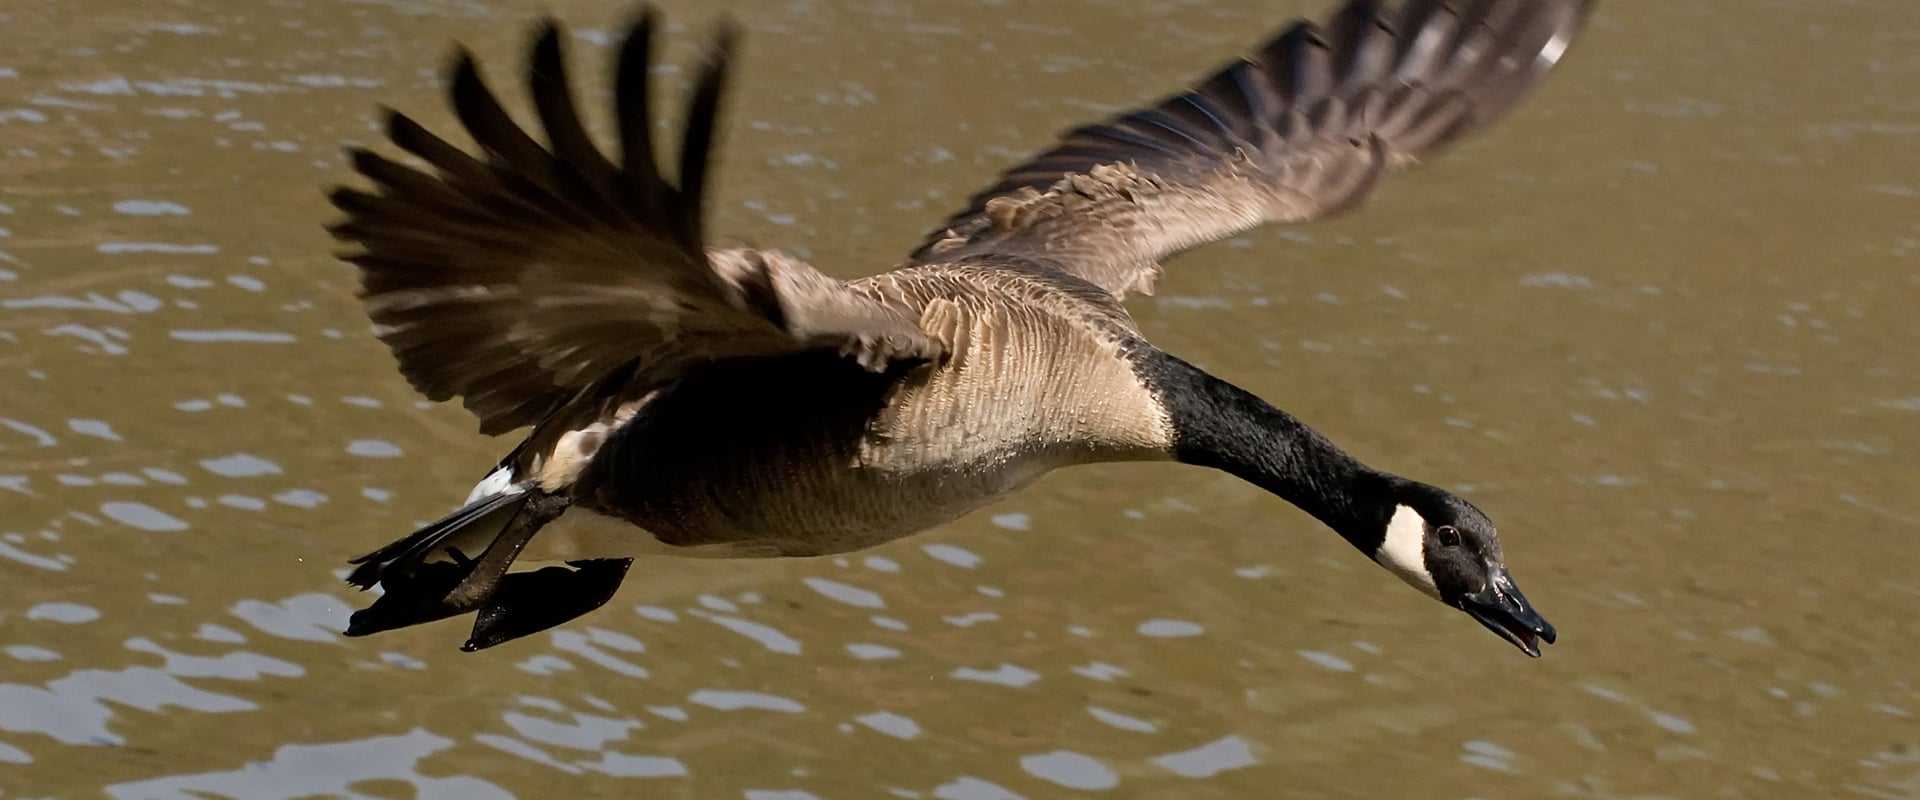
[331,0,1593,655]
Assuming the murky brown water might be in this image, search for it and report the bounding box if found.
[4,0,1918,797]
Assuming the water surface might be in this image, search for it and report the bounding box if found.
[3,1,1919,797]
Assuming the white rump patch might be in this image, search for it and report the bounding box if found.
[1375,504,1440,599]
[463,465,517,504]
[1540,30,1572,67]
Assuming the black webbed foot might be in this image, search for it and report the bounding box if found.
[462,558,634,652]
[343,560,471,637]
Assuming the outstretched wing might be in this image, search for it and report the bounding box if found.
[330,12,939,435]
[909,0,1595,299]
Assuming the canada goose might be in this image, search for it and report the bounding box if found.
[329,0,1591,655]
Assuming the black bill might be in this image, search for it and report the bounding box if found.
[1457,566,1557,658]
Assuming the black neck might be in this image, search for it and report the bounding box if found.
[1132,347,1391,551]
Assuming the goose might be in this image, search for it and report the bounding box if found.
[329,0,1591,655]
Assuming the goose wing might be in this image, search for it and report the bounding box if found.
[909,0,1595,299]
[329,14,939,436]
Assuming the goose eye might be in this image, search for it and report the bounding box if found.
[1436,525,1462,548]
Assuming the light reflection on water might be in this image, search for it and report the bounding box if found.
[106,729,516,800]
[2,0,1919,798]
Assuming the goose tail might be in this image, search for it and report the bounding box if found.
[341,470,632,650]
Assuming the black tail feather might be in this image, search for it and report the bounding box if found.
[345,490,528,589]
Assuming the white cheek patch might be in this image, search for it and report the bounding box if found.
[1375,504,1440,600]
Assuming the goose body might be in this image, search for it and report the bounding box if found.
[332,0,1593,654]
[529,262,1171,562]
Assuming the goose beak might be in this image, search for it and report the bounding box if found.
[1457,566,1556,658]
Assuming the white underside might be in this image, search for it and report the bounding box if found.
[1376,504,1440,599]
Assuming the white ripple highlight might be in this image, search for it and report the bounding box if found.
[100,502,188,532]
[1152,735,1259,778]
[688,689,804,713]
[802,577,885,609]
[1019,750,1117,790]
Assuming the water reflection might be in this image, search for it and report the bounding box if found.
[106,730,515,800]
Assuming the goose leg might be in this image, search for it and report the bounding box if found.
[439,490,569,609]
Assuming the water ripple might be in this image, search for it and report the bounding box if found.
[104,729,513,799]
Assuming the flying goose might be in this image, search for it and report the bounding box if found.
[330,0,1592,655]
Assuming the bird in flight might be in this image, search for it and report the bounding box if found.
[329,0,1593,654]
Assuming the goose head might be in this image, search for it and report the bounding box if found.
[1367,480,1556,657]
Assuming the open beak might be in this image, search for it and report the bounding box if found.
[1456,565,1556,658]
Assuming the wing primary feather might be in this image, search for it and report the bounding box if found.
[674,21,738,249]
[1168,93,1240,141]
[1327,0,1395,95]
[1193,60,1271,141]
[1259,24,1329,105]
[347,148,482,219]
[1061,122,1188,156]
[527,19,622,209]
[1392,1,1461,82]
[386,108,495,189]
[1118,109,1219,153]
[614,10,665,203]
[449,49,552,181]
